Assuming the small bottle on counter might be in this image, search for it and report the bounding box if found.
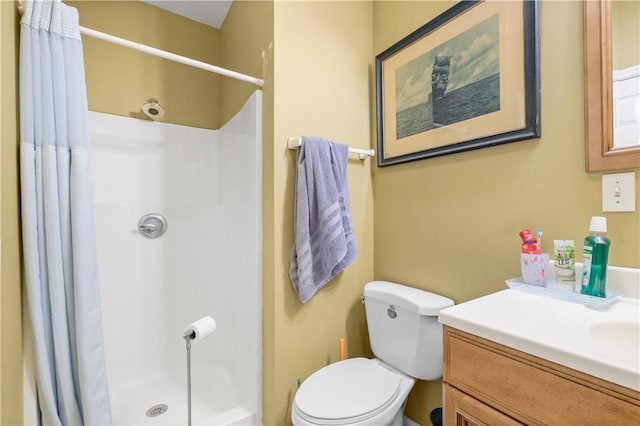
[580,217,610,298]
[554,240,576,292]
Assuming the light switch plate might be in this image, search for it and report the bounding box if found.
[602,172,636,212]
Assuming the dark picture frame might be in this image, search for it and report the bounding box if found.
[375,0,540,167]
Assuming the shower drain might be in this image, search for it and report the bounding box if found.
[146,404,168,417]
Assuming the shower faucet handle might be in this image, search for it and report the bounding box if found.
[138,222,157,232]
[137,213,167,239]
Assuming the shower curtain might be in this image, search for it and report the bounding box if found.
[19,1,111,424]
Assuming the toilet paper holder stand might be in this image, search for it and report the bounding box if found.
[181,316,215,426]
[182,331,194,426]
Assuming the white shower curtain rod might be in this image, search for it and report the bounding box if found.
[17,1,265,87]
[78,27,264,87]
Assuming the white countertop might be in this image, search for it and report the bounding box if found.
[439,267,640,392]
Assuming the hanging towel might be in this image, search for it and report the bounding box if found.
[289,136,357,303]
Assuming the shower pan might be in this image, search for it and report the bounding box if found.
[89,91,262,425]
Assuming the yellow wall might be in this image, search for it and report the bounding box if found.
[373,2,640,424]
[267,1,375,424]
[7,1,640,425]
[219,1,272,125]
[0,1,23,424]
[68,0,222,129]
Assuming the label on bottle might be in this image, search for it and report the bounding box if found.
[554,240,575,290]
[581,245,593,290]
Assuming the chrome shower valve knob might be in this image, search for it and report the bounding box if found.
[137,213,167,239]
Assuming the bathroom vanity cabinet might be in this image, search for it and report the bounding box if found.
[442,326,640,425]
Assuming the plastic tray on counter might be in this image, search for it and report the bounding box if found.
[505,277,621,308]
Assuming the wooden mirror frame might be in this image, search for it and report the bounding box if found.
[584,0,640,171]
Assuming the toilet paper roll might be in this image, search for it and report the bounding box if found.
[183,316,216,343]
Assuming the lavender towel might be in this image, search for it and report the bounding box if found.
[289,136,356,303]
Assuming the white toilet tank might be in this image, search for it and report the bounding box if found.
[363,281,454,381]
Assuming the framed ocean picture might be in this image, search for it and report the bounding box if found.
[375,0,540,167]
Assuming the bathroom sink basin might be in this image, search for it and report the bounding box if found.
[588,321,640,362]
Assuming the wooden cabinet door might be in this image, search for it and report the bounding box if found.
[443,326,640,425]
[444,384,524,426]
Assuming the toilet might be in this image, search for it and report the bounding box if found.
[291,281,455,426]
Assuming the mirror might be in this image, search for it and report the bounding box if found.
[584,0,640,171]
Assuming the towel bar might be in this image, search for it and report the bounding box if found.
[287,137,375,160]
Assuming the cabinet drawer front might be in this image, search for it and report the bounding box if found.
[444,329,640,425]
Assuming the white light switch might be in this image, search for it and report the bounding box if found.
[602,172,636,212]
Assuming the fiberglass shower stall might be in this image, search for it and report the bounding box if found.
[89,91,262,425]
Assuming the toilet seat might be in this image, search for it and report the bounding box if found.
[293,358,403,425]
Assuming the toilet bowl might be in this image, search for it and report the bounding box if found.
[292,281,455,426]
[291,358,414,426]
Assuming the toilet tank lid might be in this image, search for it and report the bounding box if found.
[364,281,454,316]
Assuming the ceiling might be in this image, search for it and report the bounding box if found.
[142,0,233,29]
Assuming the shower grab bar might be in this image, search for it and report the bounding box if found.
[287,137,375,160]
[17,1,264,87]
